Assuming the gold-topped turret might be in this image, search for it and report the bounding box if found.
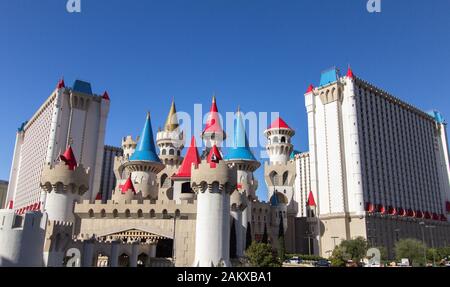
[164,100,179,132]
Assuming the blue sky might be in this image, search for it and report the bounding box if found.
[1,0,449,201]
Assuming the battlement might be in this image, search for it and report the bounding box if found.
[122,135,137,148]
[156,129,184,143]
[0,210,46,231]
[40,162,89,195]
[74,199,197,219]
[191,160,237,193]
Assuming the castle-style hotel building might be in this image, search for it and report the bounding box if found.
[0,67,448,266]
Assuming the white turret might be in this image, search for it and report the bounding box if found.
[265,117,295,164]
[40,145,89,223]
[224,108,260,258]
[156,100,184,167]
[191,145,237,267]
[121,113,165,200]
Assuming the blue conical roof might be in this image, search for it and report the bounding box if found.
[129,113,161,162]
[225,109,257,161]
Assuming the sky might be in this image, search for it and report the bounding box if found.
[1,0,449,201]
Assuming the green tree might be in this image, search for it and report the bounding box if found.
[426,248,438,265]
[329,237,368,266]
[436,246,450,261]
[329,246,348,267]
[341,236,368,265]
[245,242,281,267]
[395,238,426,267]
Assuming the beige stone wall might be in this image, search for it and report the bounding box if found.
[318,213,367,258]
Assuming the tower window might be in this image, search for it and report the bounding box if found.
[281,136,286,143]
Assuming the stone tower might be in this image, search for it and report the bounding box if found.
[264,117,296,250]
[119,112,165,200]
[156,100,184,167]
[40,145,89,266]
[191,146,237,267]
[40,145,90,223]
[156,100,184,200]
[224,108,260,258]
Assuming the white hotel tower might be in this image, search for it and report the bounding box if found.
[5,79,110,212]
[304,67,450,257]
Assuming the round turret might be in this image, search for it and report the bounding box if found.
[123,113,165,199]
[156,100,184,166]
[264,117,295,164]
[40,146,89,222]
[191,146,237,267]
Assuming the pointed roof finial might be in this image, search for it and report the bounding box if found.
[212,93,216,103]
[203,95,223,134]
[207,145,222,164]
[307,191,316,207]
[120,175,136,194]
[268,117,291,130]
[173,136,201,178]
[102,91,110,101]
[224,108,257,161]
[57,77,65,89]
[164,100,179,131]
[347,65,354,79]
[129,112,160,162]
[60,145,78,171]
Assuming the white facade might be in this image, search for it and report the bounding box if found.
[6,80,110,211]
[305,68,450,256]
[294,152,311,218]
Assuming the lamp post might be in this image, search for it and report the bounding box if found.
[425,225,436,266]
[419,221,426,266]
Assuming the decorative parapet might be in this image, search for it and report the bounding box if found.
[190,160,237,194]
[122,160,165,174]
[74,199,197,219]
[40,162,89,195]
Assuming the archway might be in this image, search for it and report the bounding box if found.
[137,253,149,267]
[118,253,130,267]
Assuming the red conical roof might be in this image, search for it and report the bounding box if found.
[173,136,201,178]
[60,145,78,170]
[203,96,224,134]
[347,66,354,78]
[307,191,316,207]
[207,145,222,167]
[268,117,291,130]
[102,91,110,101]
[306,84,314,93]
[120,175,135,194]
[57,78,65,89]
